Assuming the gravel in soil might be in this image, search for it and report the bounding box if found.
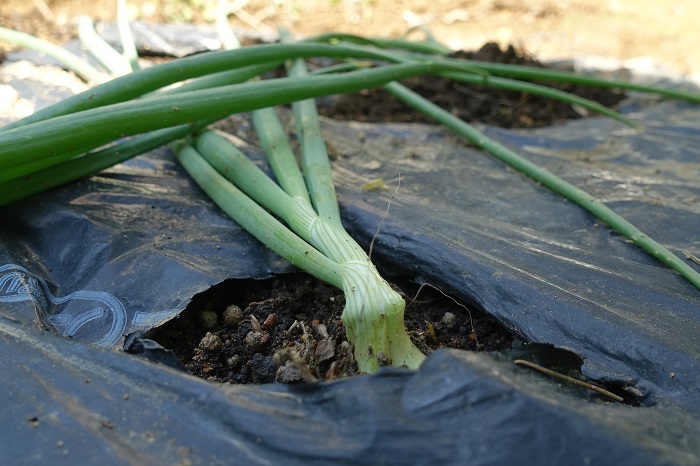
[150,274,512,384]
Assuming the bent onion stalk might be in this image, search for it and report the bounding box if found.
[170,29,425,372]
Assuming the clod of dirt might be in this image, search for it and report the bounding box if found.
[244,330,270,351]
[223,304,244,327]
[198,332,223,352]
[442,312,457,329]
[276,360,304,383]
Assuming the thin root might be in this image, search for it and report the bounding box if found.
[407,282,477,343]
[682,249,700,266]
[514,359,624,403]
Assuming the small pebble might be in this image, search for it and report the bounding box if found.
[315,323,329,338]
[262,313,278,330]
[223,304,244,327]
[442,312,457,329]
[244,331,270,351]
[199,332,223,352]
[315,338,335,362]
[276,360,303,384]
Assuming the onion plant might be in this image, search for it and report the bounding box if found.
[1,14,700,373]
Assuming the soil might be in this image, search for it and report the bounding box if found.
[149,274,512,384]
[319,43,626,128]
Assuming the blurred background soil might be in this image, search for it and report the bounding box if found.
[1,0,698,79]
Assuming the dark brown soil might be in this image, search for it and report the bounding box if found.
[151,274,512,384]
[319,42,627,128]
